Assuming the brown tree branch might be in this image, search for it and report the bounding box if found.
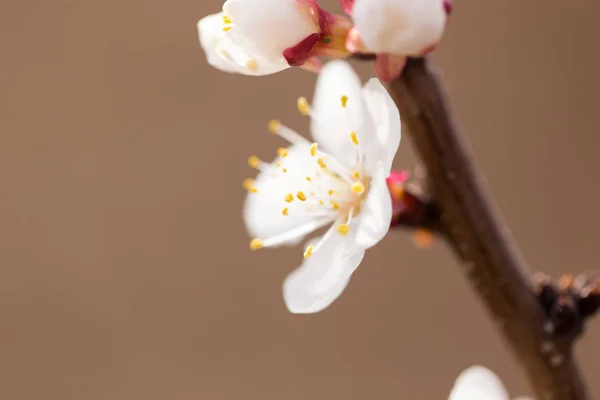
[387,57,589,399]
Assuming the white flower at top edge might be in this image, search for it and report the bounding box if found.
[243,60,401,313]
[448,366,533,400]
[197,0,351,76]
[351,0,448,56]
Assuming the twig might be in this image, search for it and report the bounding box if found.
[387,57,589,400]
[535,272,600,338]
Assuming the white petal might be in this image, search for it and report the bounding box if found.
[243,143,332,245]
[224,0,318,62]
[283,227,366,313]
[197,12,290,75]
[354,162,392,248]
[361,78,401,175]
[310,61,379,168]
[352,0,446,55]
[448,366,510,400]
[197,13,243,73]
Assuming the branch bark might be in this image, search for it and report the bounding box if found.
[387,57,589,400]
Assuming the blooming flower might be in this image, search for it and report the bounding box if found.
[243,60,401,313]
[197,0,351,75]
[448,366,533,400]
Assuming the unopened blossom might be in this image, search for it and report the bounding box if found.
[448,366,533,400]
[197,0,351,75]
[344,0,451,80]
[243,60,401,313]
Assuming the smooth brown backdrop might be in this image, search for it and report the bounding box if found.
[1,1,599,399]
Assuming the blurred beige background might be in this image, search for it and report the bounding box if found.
[1,0,599,398]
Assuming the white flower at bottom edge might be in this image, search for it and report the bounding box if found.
[243,60,401,313]
[448,365,533,400]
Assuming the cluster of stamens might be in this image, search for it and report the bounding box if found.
[245,94,369,259]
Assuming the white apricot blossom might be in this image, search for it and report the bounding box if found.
[343,0,451,81]
[197,0,351,75]
[243,61,401,313]
[350,0,450,55]
[449,366,533,400]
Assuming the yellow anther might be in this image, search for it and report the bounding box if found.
[328,190,334,195]
[268,119,281,134]
[391,185,405,199]
[351,182,365,194]
[297,97,310,116]
[222,15,232,23]
[284,193,294,203]
[305,176,311,182]
[248,156,261,168]
[319,200,324,205]
[341,95,348,108]
[309,143,318,156]
[276,162,281,167]
[243,178,254,190]
[303,245,315,259]
[282,168,287,173]
[277,147,289,157]
[412,229,434,249]
[352,170,360,179]
[282,207,289,216]
[223,26,232,32]
[350,131,359,145]
[337,224,350,235]
[247,60,258,71]
[331,201,340,210]
[296,191,307,201]
[317,158,327,169]
[250,238,263,250]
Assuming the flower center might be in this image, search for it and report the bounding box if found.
[245,95,369,257]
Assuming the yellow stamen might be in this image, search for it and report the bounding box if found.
[328,190,334,195]
[242,178,254,190]
[250,238,263,250]
[276,162,281,167]
[412,229,434,249]
[331,201,340,210]
[341,95,348,108]
[352,170,360,179]
[282,168,287,173]
[284,193,294,203]
[319,200,324,205]
[248,156,261,168]
[337,224,350,235]
[350,131,359,145]
[268,119,281,134]
[317,158,327,169]
[296,191,307,201]
[223,26,232,32]
[305,176,311,182]
[309,143,318,156]
[282,207,289,216]
[303,245,315,259]
[247,60,258,71]
[297,97,310,116]
[277,147,289,157]
[351,182,365,194]
[391,185,405,199]
[222,15,232,24]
